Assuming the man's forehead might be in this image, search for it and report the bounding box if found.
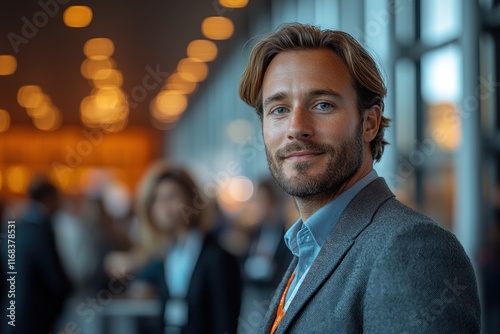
[261,49,353,99]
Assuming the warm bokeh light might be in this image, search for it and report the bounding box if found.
[228,176,254,202]
[0,109,11,133]
[50,166,71,191]
[187,40,218,62]
[81,58,116,79]
[92,69,123,87]
[428,103,461,151]
[6,165,30,194]
[227,119,254,143]
[17,85,43,108]
[80,93,129,130]
[165,73,197,94]
[153,91,188,118]
[63,6,93,28]
[33,106,62,131]
[217,176,254,213]
[177,58,208,82]
[27,100,52,119]
[219,0,249,8]
[94,87,126,109]
[0,55,17,75]
[83,38,115,59]
[201,16,234,40]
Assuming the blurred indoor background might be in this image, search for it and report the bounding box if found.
[0,0,499,333]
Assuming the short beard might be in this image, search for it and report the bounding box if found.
[265,120,364,199]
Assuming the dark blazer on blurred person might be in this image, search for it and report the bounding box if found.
[136,233,242,334]
[1,178,72,334]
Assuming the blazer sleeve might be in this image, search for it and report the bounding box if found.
[363,223,481,333]
[22,223,72,300]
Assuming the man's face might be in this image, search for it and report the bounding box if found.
[261,49,365,198]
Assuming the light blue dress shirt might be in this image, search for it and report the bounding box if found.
[283,170,379,307]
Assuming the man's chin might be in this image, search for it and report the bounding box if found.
[275,174,318,196]
[282,162,323,178]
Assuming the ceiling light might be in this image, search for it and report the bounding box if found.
[63,6,93,28]
[177,58,208,82]
[154,91,188,117]
[0,55,17,75]
[17,85,43,108]
[187,40,218,62]
[201,16,234,40]
[165,73,197,94]
[219,0,249,8]
[84,38,114,59]
[0,109,11,133]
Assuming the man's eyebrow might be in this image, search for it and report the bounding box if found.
[263,92,287,109]
[309,89,345,100]
[263,89,345,108]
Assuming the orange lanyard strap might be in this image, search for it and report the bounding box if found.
[270,271,296,334]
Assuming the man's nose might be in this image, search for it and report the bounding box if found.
[287,107,314,140]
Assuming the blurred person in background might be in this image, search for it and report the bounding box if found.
[244,179,293,287]
[83,195,134,293]
[128,162,242,334]
[240,178,293,332]
[1,176,72,334]
[52,194,101,294]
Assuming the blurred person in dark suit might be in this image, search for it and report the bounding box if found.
[129,163,242,334]
[240,179,293,332]
[243,178,292,289]
[1,176,72,334]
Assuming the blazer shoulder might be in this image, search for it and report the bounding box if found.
[359,196,473,272]
[371,196,445,237]
[360,198,480,333]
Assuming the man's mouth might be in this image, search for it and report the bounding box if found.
[283,150,324,162]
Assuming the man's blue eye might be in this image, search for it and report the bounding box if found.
[316,102,332,109]
[273,107,287,114]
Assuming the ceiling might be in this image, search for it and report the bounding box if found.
[0,0,251,127]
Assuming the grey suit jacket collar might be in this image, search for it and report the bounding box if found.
[259,177,395,334]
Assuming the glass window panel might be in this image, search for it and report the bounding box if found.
[315,0,340,29]
[395,58,417,153]
[363,0,390,59]
[423,161,455,230]
[297,0,315,24]
[422,44,463,153]
[479,34,497,132]
[421,44,462,104]
[421,0,462,45]
[272,0,297,27]
[395,0,416,43]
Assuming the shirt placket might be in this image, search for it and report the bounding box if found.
[285,226,315,303]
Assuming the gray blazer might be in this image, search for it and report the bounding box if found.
[259,178,480,333]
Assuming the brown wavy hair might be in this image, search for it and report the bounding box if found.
[239,23,390,162]
[135,162,210,256]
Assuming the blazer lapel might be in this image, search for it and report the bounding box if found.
[259,256,297,333]
[276,178,395,333]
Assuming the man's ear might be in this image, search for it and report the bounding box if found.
[363,105,381,143]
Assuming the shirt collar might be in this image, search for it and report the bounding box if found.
[284,170,378,254]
